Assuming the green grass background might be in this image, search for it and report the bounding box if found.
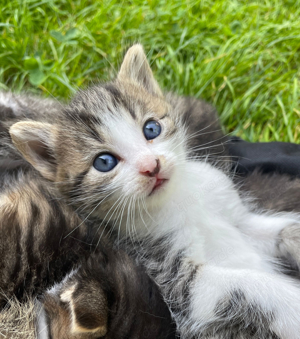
[0,0,300,142]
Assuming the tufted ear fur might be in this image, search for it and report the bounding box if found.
[9,121,57,181]
[60,283,108,337]
[117,44,163,97]
[39,282,108,339]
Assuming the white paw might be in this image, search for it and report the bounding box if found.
[278,224,300,269]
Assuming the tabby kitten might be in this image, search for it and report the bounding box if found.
[9,44,300,338]
[0,73,227,337]
[38,248,176,339]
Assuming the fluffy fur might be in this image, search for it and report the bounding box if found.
[9,44,300,338]
[0,162,91,305]
[39,249,176,339]
[0,297,36,339]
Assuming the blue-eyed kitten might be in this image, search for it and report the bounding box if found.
[10,44,300,338]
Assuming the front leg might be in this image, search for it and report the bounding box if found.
[238,212,300,271]
[278,224,300,271]
[141,238,300,339]
[186,266,300,339]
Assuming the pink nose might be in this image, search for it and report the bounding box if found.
[139,158,160,177]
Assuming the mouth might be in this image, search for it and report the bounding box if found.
[149,177,168,195]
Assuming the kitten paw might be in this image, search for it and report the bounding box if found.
[278,224,300,270]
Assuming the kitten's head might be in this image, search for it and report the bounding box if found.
[10,44,187,221]
[38,251,176,339]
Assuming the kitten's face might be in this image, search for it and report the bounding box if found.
[56,81,186,218]
[10,44,187,223]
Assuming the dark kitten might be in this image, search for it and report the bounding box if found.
[39,249,176,339]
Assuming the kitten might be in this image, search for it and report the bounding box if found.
[0,247,176,339]
[0,79,226,338]
[10,44,300,339]
[38,248,176,339]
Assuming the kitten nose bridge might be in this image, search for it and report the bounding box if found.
[139,158,160,177]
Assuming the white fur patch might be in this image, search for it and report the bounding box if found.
[35,300,49,339]
[0,91,20,114]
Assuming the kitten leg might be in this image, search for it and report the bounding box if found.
[186,265,300,339]
[278,223,300,270]
[238,212,300,268]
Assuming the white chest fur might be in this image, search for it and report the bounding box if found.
[139,161,276,273]
[123,160,300,339]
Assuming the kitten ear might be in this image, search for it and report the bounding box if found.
[60,283,108,337]
[9,121,57,181]
[118,44,163,97]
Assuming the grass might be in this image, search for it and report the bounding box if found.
[0,0,300,142]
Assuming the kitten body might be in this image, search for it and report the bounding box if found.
[9,45,300,338]
[39,249,176,339]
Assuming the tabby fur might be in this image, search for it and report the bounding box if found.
[3,45,300,338]
[8,45,300,338]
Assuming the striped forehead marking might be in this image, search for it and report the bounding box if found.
[104,84,136,120]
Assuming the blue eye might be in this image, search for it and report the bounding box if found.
[93,153,118,172]
[143,120,161,140]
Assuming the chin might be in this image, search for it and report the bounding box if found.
[146,178,175,208]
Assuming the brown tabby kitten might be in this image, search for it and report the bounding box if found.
[0,81,227,338]
[0,78,228,338]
